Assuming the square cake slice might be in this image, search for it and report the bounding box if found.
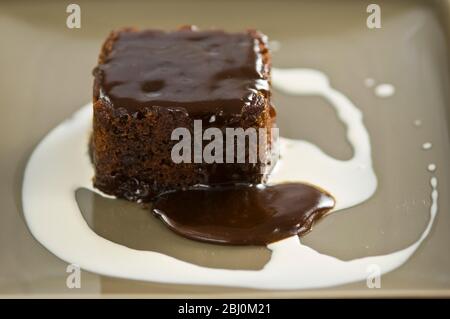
[92,26,277,202]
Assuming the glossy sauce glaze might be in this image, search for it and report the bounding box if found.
[95,28,269,115]
[152,183,335,245]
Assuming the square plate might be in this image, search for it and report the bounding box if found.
[0,0,449,297]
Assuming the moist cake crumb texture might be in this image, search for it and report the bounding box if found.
[92,26,276,202]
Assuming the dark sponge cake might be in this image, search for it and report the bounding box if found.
[92,26,277,202]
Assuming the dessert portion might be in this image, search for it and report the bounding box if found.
[92,26,276,202]
[90,26,335,245]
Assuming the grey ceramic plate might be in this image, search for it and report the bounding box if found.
[0,0,449,297]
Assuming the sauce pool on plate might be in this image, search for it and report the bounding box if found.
[152,182,335,245]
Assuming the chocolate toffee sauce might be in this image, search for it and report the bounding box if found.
[96,29,269,115]
[152,183,335,245]
[95,29,335,246]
